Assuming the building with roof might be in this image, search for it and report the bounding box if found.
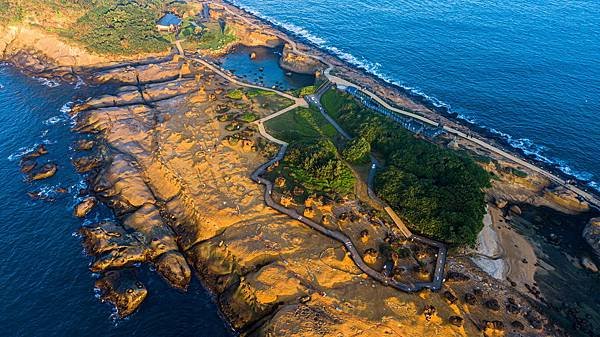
[157,13,183,32]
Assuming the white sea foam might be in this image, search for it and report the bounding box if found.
[7,144,39,161]
[0,83,4,90]
[74,76,86,89]
[34,77,60,88]
[228,0,599,192]
[43,116,66,125]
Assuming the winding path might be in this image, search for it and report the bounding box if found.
[213,1,600,210]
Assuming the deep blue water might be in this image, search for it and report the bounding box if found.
[0,66,231,337]
[229,0,600,192]
[218,45,315,90]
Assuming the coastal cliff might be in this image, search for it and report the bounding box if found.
[69,58,558,336]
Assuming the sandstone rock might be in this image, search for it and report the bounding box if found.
[509,205,522,215]
[155,251,192,290]
[75,139,95,151]
[74,197,97,218]
[580,256,598,273]
[484,298,500,311]
[495,198,508,209]
[72,156,102,173]
[583,217,600,259]
[279,44,323,75]
[20,159,37,173]
[22,144,48,160]
[95,271,147,318]
[31,163,57,180]
[80,222,148,272]
[449,315,464,327]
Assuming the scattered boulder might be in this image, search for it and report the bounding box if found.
[73,197,97,218]
[95,271,147,318]
[446,271,470,282]
[464,292,477,305]
[510,205,522,215]
[511,320,525,331]
[495,199,508,209]
[31,163,57,180]
[423,305,436,321]
[484,298,500,311]
[443,290,458,304]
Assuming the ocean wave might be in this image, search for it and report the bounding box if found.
[7,144,40,161]
[227,0,599,193]
[0,83,4,90]
[34,77,60,88]
[43,116,67,125]
[60,101,74,114]
[74,76,86,90]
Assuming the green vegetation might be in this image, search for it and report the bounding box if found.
[246,88,276,98]
[321,89,490,245]
[284,140,355,196]
[192,22,237,51]
[226,89,244,100]
[342,137,371,163]
[265,107,353,196]
[71,1,169,55]
[291,85,316,98]
[0,0,24,24]
[264,107,337,144]
[238,112,258,123]
[510,167,528,178]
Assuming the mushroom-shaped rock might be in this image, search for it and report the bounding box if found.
[449,315,464,327]
[95,271,147,318]
[74,197,97,218]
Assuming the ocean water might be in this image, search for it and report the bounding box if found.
[228,0,600,192]
[219,45,316,90]
[0,66,232,337]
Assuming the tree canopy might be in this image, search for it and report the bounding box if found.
[321,89,490,245]
[74,0,169,54]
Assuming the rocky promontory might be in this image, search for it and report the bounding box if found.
[583,218,600,258]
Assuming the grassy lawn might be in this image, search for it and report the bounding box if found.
[265,107,338,144]
[192,22,237,51]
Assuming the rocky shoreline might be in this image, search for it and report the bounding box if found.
[4,1,600,336]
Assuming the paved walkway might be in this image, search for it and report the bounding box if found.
[201,7,600,210]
